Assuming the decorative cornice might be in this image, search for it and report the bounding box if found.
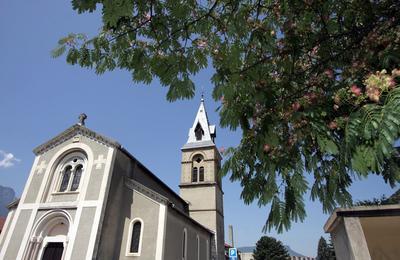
[179,181,218,188]
[7,198,20,209]
[33,124,121,155]
[124,177,169,205]
[324,204,400,233]
[181,158,218,164]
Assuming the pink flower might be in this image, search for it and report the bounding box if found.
[311,46,319,56]
[350,85,362,96]
[292,102,301,111]
[304,92,317,103]
[334,95,341,104]
[367,87,380,102]
[197,40,207,48]
[328,121,337,129]
[392,68,400,77]
[389,78,396,88]
[263,144,271,152]
[324,69,334,79]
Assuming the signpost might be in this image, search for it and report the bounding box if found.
[228,248,237,259]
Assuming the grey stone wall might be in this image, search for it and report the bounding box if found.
[2,209,32,259]
[71,207,96,259]
[164,206,212,260]
[0,208,16,251]
[97,149,161,260]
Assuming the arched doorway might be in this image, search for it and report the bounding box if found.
[23,210,71,260]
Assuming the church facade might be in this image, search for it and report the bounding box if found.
[0,100,225,260]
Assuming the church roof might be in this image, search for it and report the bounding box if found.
[33,124,121,155]
[182,98,216,149]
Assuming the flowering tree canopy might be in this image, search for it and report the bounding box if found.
[53,0,400,232]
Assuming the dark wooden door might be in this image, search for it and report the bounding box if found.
[42,242,64,260]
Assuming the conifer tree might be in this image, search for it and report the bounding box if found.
[317,237,336,260]
[53,0,400,232]
[253,236,290,260]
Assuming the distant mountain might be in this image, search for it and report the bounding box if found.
[0,185,16,216]
[237,245,305,257]
[285,245,305,257]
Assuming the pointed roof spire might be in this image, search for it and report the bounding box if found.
[183,96,216,149]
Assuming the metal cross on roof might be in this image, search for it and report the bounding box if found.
[78,113,87,126]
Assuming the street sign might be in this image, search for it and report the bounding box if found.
[228,247,237,258]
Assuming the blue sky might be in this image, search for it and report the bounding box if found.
[0,1,397,256]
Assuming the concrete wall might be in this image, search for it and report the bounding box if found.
[1,209,32,259]
[119,191,160,260]
[164,206,212,260]
[330,217,371,260]
[181,185,217,210]
[330,219,353,260]
[97,149,162,260]
[71,207,96,259]
[360,216,400,260]
[240,252,254,260]
[96,149,134,259]
[0,208,16,251]
[97,180,160,259]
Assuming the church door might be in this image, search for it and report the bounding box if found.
[41,242,64,260]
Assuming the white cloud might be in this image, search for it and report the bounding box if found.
[0,150,21,168]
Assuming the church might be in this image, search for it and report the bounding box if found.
[0,99,225,260]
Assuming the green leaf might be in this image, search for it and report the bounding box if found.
[317,137,339,155]
[51,45,66,58]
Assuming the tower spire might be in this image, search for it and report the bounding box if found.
[183,97,216,148]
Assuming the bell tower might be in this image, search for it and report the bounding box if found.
[180,98,224,260]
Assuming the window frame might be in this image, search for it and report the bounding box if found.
[182,228,187,260]
[196,235,200,260]
[53,152,86,194]
[192,167,198,182]
[199,167,204,182]
[192,154,205,183]
[206,239,210,260]
[126,218,144,257]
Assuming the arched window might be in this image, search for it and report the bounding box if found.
[196,235,200,260]
[182,229,187,260]
[192,154,205,183]
[55,152,86,193]
[126,219,143,256]
[70,164,83,191]
[199,167,204,182]
[192,167,198,182]
[206,240,210,260]
[59,166,72,192]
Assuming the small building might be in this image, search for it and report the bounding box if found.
[324,204,400,260]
